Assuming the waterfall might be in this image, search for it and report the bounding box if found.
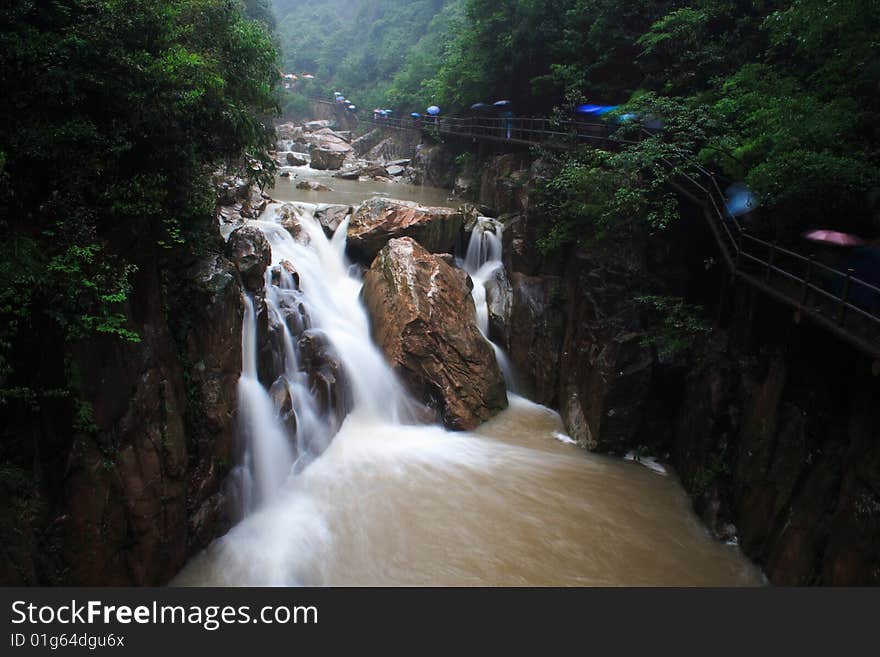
[231,203,415,514]
[176,197,762,588]
[460,217,517,389]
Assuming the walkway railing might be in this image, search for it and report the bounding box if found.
[360,114,880,358]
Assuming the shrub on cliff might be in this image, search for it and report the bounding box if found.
[0,0,278,416]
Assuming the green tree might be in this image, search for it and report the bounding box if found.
[0,0,278,407]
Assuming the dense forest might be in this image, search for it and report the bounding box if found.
[272,0,457,114]
[276,0,879,243]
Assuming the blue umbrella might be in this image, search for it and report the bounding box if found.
[471,102,491,111]
[725,183,759,217]
[410,112,422,118]
[347,104,357,111]
[427,106,441,116]
[493,100,512,107]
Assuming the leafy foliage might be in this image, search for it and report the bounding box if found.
[635,295,712,360]
[0,0,278,409]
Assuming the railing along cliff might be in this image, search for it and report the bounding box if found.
[343,112,880,359]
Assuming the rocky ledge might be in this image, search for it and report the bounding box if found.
[348,197,465,262]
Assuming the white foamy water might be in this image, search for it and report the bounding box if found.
[459,216,517,389]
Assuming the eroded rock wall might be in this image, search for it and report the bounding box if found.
[452,146,880,584]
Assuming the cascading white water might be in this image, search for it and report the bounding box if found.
[234,295,296,512]
[232,202,415,514]
[460,217,517,389]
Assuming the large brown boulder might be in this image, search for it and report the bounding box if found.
[362,237,508,430]
[348,197,465,261]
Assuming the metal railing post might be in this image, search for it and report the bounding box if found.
[734,228,744,273]
[801,254,815,307]
[838,268,854,325]
[765,241,777,282]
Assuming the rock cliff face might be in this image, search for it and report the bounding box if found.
[1,253,244,586]
[0,181,247,586]
[362,237,508,430]
[672,287,880,585]
[442,146,880,584]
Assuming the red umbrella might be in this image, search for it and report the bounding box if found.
[803,230,866,247]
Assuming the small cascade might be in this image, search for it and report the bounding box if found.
[234,295,297,512]
[460,217,517,389]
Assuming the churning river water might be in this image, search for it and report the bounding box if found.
[174,164,763,587]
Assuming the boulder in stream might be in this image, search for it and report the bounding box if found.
[348,197,465,261]
[286,152,308,166]
[309,146,346,171]
[362,237,508,430]
[296,180,333,192]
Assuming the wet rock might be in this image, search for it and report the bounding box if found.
[309,146,346,171]
[348,197,465,261]
[298,330,352,430]
[270,260,300,289]
[508,273,565,407]
[386,165,405,177]
[352,129,383,156]
[479,153,531,216]
[333,168,360,180]
[269,379,298,435]
[314,204,350,237]
[295,180,333,192]
[484,266,513,347]
[364,137,401,163]
[216,176,250,206]
[411,143,457,189]
[225,226,271,293]
[276,122,301,140]
[304,120,333,132]
[362,237,508,430]
[277,204,312,246]
[558,248,654,454]
[286,152,308,166]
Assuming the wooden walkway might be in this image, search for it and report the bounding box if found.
[348,110,880,359]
